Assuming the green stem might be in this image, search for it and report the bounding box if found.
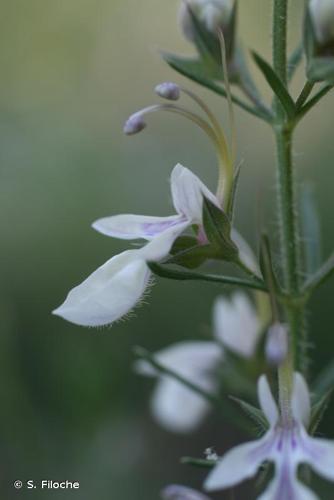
[274,128,300,294]
[148,262,268,291]
[272,0,308,406]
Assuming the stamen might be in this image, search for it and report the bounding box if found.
[155,81,230,166]
[124,104,221,150]
[215,28,235,208]
[155,82,181,101]
[124,113,147,135]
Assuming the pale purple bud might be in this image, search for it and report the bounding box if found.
[123,113,146,135]
[161,485,211,500]
[155,82,181,101]
[265,323,288,367]
[310,0,334,45]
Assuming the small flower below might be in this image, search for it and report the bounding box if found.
[135,292,262,433]
[204,372,334,499]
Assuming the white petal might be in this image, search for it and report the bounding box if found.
[139,341,222,433]
[93,214,184,240]
[258,475,319,500]
[151,377,211,433]
[171,163,218,223]
[140,220,189,262]
[213,293,260,358]
[53,250,150,327]
[258,375,279,426]
[204,431,274,491]
[134,341,222,379]
[292,372,311,427]
[151,341,222,376]
[304,433,334,482]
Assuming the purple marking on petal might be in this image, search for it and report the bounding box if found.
[197,226,208,245]
[274,462,296,500]
[142,219,186,237]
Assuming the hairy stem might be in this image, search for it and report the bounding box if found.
[272,0,308,402]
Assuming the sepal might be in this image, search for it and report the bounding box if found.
[229,396,269,432]
[202,196,239,261]
[309,390,333,435]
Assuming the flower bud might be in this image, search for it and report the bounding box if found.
[161,485,211,500]
[309,0,334,45]
[179,0,234,42]
[265,323,288,367]
[155,82,181,101]
[123,113,146,135]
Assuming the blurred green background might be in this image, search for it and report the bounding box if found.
[0,0,333,498]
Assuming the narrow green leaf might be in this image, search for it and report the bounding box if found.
[180,457,216,469]
[229,396,268,431]
[202,197,239,260]
[148,262,268,291]
[161,52,272,121]
[304,253,334,294]
[259,234,279,293]
[252,51,296,119]
[309,390,333,435]
[227,162,242,221]
[313,359,334,397]
[297,84,333,121]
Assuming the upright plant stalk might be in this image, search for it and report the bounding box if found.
[272,0,307,405]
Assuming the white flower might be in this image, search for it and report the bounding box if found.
[205,373,334,499]
[135,341,223,433]
[179,0,234,42]
[310,0,334,44]
[53,164,222,327]
[135,292,261,433]
[213,293,261,358]
[161,484,211,500]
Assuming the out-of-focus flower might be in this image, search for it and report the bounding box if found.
[310,0,334,45]
[204,373,334,498]
[213,293,261,358]
[135,341,223,433]
[265,322,288,367]
[54,164,249,327]
[179,0,234,42]
[161,484,212,500]
[135,292,261,433]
